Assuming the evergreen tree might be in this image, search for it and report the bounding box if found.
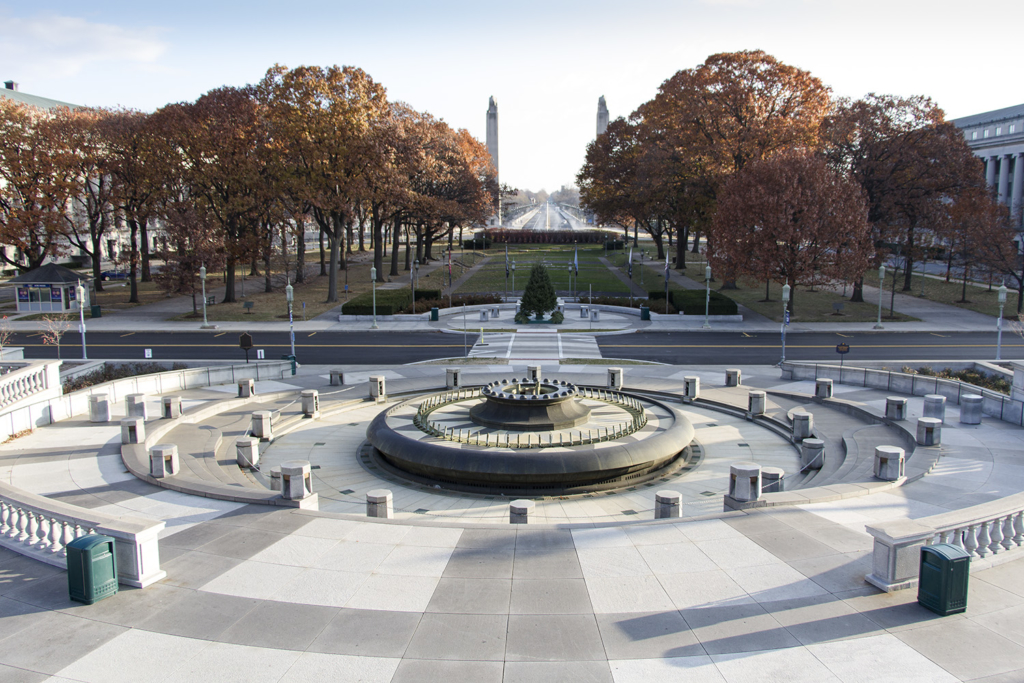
[520,264,557,318]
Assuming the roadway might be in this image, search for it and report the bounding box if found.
[9,330,1022,365]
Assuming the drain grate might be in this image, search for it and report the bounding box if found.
[700,491,717,497]
[340,489,355,494]
[310,465,321,470]
[622,509,638,515]
[737,443,749,447]
[314,442,326,446]
[414,508,429,514]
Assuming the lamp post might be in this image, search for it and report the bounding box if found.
[511,260,516,293]
[285,281,295,357]
[198,265,217,329]
[781,283,791,364]
[874,264,885,330]
[703,265,712,329]
[412,259,419,314]
[77,283,87,360]
[997,283,1008,360]
[370,266,378,329]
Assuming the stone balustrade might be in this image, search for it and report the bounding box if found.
[0,361,60,413]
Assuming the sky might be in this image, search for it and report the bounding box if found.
[4,1,1022,193]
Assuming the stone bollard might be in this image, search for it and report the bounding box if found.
[89,394,110,423]
[446,368,462,388]
[509,499,535,524]
[815,378,834,399]
[125,394,148,420]
[280,460,313,500]
[236,436,260,468]
[162,396,182,419]
[369,375,386,402]
[728,462,762,503]
[269,466,282,491]
[874,445,905,481]
[252,410,273,441]
[923,394,946,422]
[580,306,589,319]
[683,376,700,403]
[491,307,500,319]
[800,438,825,471]
[792,412,814,441]
[607,367,623,390]
[330,369,344,386]
[960,394,983,425]
[747,391,766,420]
[885,396,908,421]
[366,489,393,518]
[761,467,785,493]
[917,417,942,446]
[149,444,179,478]
[725,369,741,387]
[301,390,320,419]
[591,309,601,322]
[120,417,145,445]
[654,490,682,519]
[479,310,489,322]
[528,366,542,382]
[238,378,255,398]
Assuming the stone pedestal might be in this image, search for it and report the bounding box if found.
[369,375,386,402]
[815,378,833,399]
[479,310,489,322]
[591,309,601,321]
[792,412,814,441]
[162,396,182,419]
[607,368,623,390]
[509,499,535,524]
[800,438,825,470]
[683,376,700,403]
[923,394,946,422]
[960,394,983,425]
[252,411,273,441]
[269,466,282,491]
[236,436,260,468]
[330,370,344,386]
[917,417,942,446]
[125,394,148,420]
[728,462,762,503]
[301,390,320,419]
[865,520,935,592]
[89,394,110,423]
[761,467,785,493]
[580,306,589,319]
[238,378,255,398]
[885,397,908,421]
[747,391,766,419]
[446,368,462,388]
[366,489,393,518]
[491,307,500,319]
[280,460,313,500]
[874,445,905,481]
[655,490,682,519]
[120,417,145,444]
[725,369,741,387]
[150,444,179,478]
[528,366,542,382]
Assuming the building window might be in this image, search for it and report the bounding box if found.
[996,127,1002,135]
[972,131,978,140]
[1012,124,1017,134]
[984,130,990,138]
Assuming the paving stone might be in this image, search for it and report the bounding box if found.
[443,546,515,578]
[217,599,339,650]
[159,550,244,590]
[503,660,613,682]
[0,612,126,675]
[308,608,422,657]
[389,659,503,683]
[894,619,1024,681]
[510,578,594,614]
[596,611,703,659]
[761,594,882,645]
[135,589,259,640]
[512,547,584,579]
[278,652,399,683]
[404,613,508,661]
[505,614,606,661]
[0,663,48,683]
[680,603,800,655]
[425,578,511,614]
[194,528,289,561]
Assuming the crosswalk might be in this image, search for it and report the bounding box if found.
[469,331,602,360]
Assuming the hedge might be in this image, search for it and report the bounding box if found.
[341,289,412,315]
[671,289,738,316]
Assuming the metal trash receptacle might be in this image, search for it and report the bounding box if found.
[640,306,650,321]
[430,307,439,321]
[918,543,970,616]
[67,534,119,605]
[90,305,102,318]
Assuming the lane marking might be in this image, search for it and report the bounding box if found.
[836,333,852,338]
[214,332,227,337]
[307,332,317,337]
[931,333,950,338]
[120,332,135,338]
[742,332,753,338]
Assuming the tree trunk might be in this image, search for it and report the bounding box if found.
[676,227,687,271]
[763,279,771,302]
[296,223,306,284]
[224,255,237,302]
[903,227,915,291]
[326,211,344,303]
[318,228,327,276]
[850,277,864,303]
[389,219,400,277]
[140,218,151,282]
[691,230,701,253]
[91,224,105,293]
[404,225,411,271]
[264,248,272,293]
[127,218,139,304]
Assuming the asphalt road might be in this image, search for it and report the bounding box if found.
[9,330,1022,365]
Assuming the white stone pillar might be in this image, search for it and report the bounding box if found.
[446,368,462,388]
[917,417,942,446]
[792,412,813,441]
[330,370,344,386]
[1012,153,1024,223]
[120,417,145,444]
[960,394,983,424]
[162,396,182,419]
[89,394,110,423]
[999,154,1011,204]
[683,376,699,403]
[885,396,908,420]
[761,467,785,493]
[149,444,178,478]
[527,365,541,382]
[607,367,623,389]
[747,390,766,419]
[125,394,148,419]
[728,462,762,503]
[874,445,905,481]
[654,490,682,519]
[591,309,601,321]
[238,379,255,398]
[815,378,833,399]
[986,156,998,187]
[923,394,946,422]
[509,499,534,524]
[269,465,282,491]
[252,410,273,441]
[236,436,260,468]
[280,460,313,500]
[369,375,386,402]
[725,369,741,387]
[479,309,489,322]
[800,438,825,470]
[301,390,320,419]
[366,489,393,518]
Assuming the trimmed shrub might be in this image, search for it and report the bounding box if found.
[550,311,565,324]
[520,264,557,317]
[671,289,738,316]
[63,362,189,393]
[514,311,530,324]
[341,289,412,315]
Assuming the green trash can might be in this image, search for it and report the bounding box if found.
[918,543,970,616]
[430,307,439,322]
[67,534,118,605]
[640,306,650,321]
[90,304,102,318]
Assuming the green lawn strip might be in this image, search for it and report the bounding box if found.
[862,269,1015,319]
[723,277,916,323]
[456,245,630,295]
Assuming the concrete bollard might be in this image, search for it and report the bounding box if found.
[330,370,344,386]
[885,396,908,421]
[269,466,282,491]
[89,394,110,423]
[761,467,785,493]
[125,394,148,420]
[509,499,535,524]
[917,417,942,446]
[366,489,393,518]
[874,445,905,481]
[654,490,682,519]
[960,394,983,425]
[607,367,623,390]
[252,410,273,441]
[725,369,741,387]
[683,376,700,403]
[815,378,833,399]
[446,368,462,388]
[923,394,946,422]
[792,412,814,441]
[369,375,386,402]
[591,309,601,322]
[747,391,766,419]
[301,390,320,419]
[728,462,762,503]
[120,417,145,444]
[280,460,313,500]
[149,444,179,478]
[479,310,489,322]
[491,307,500,319]
[800,438,825,470]
[580,306,589,319]
[238,378,255,398]
[528,365,542,382]
[162,396,182,419]
[236,436,260,468]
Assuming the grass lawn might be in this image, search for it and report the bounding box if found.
[92,280,170,310]
[456,244,630,296]
[722,277,916,323]
[863,269,1017,319]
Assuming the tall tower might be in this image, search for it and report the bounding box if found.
[486,96,499,183]
[597,96,609,137]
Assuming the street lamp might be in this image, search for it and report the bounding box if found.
[997,283,1008,360]
[198,265,217,330]
[781,283,791,364]
[370,266,378,330]
[77,283,87,360]
[874,264,885,330]
[511,260,516,293]
[285,281,295,357]
[703,265,712,329]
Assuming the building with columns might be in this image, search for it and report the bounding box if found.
[952,103,1024,227]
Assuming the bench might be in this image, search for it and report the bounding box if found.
[206,295,216,306]
[243,301,254,313]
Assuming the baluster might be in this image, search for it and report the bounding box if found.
[976,522,991,558]
[964,525,979,557]
[7,505,22,539]
[989,518,1004,555]
[950,527,965,550]
[61,520,75,554]
[48,518,63,553]
[33,516,51,550]
[1002,515,1015,551]
[1014,511,1024,546]
[0,501,9,535]
[938,530,951,544]
[25,511,39,547]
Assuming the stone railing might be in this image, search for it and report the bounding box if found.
[0,360,62,414]
[0,480,166,588]
[865,492,1024,592]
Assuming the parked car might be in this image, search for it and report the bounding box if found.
[100,270,128,281]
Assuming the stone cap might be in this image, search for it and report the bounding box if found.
[748,390,766,397]
[120,416,144,426]
[875,445,905,458]
[886,396,908,403]
[236,436,259,445]
[366,489,392,503]
[962,394,984,402]
[655,490,681,504]
[150,443,177,456]
[162,395,182,403]
[300,389,318,397]
[730,462,761,476]
[761,467,785,478]
[280,460,310,476]
[510,499,535,513]
[918,417,942,426]
[802,438,825,448]
[89,393,108,402]
[252,410,273,418]
[924,394,946,402]
[816,378,833,384]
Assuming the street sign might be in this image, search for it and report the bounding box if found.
[784,310,790,325]
[239,333,253,364]
[257,349,265,360]
[144,349,152,359]
[836,342,851,368]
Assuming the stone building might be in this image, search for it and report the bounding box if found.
[952,103,1024,226]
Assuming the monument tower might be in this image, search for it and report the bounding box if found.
[486,96,499,183]
[597,95,609,137]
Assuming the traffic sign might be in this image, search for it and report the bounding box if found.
[784,310,790,325]
[836,343,850,354]
[239,333,253,364]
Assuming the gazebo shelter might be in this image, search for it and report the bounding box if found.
[8,263,91,314]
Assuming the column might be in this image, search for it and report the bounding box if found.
[986,156,998,187]
[1012,153,1024,224]
[998,154,1011,204]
